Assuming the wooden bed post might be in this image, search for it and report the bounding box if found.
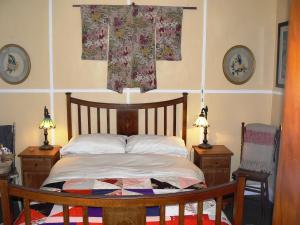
[182,93,188,144]
[0,177,12,225]
[233,176,246,225]
[66,92,72,141]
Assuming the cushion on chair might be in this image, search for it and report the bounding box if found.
[240,123,277,173]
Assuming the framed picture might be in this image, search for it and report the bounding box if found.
[276,21,288,88]
[0,44,31,84]
[222,45,256,85]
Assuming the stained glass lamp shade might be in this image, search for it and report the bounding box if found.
[39,106,55,150]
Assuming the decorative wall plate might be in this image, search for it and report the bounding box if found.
[222,45,255,84]
[0,44,31,84]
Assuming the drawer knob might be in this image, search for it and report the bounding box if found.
[34,163,38,167]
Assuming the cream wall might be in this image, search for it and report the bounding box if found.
[206,0,277,90]
[0,0,49,88]
[205,0,278,170]
[0,0,280,183]
[271,0,290,126]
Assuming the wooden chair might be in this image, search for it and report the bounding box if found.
[232,122,279,217]
[0,123,22,222]
[0,123,18,183]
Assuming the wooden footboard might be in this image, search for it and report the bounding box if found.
[0,176,245,225]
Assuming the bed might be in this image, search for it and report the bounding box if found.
[0,93,246,225]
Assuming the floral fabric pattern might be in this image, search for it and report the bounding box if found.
[81,6,108,60]
[156,7,183,60]
[81,5,183,93]
[107,6,133,93]
[130,6,157,92]
[107,5,158,93]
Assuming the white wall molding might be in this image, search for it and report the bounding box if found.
[48,0,55,144]
[204,89,276,94]
[200,0,208,108]
[273,90,284,96]
[0,88,284,95]
[125,88,130,103]
[54,89,115,93]
[0,89,50,93]
[124,89,202,94]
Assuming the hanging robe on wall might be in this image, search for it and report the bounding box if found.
[80,5,183,93]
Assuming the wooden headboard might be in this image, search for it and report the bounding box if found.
[66,93,188,143]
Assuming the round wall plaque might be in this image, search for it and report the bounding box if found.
[222,45,255,84]
[0,44,31,84]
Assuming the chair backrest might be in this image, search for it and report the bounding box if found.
[240,122,278,173]
[0,124,16,167]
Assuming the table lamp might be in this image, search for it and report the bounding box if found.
[39,106,55,150]
[193,106,212,149]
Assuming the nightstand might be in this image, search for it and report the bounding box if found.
[18,146,61,188]
[193,145,233,187]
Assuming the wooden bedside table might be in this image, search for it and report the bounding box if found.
[193,145,233,187]
[18,146,61,188]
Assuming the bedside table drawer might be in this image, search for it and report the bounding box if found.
[202,156,230,169]
[22,158,52,171]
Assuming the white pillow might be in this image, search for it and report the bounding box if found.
[125,135,188,157]
[60,133,127,156]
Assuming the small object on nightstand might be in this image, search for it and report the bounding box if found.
[18,146,61,188]
[193,145,233,187]
[39,106,56,150]
[193,106,212,149]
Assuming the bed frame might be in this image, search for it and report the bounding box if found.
[0,93,246,225]
[65,92,188,143]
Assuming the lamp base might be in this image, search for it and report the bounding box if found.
[39,144,54,150]
[198,143,212,149]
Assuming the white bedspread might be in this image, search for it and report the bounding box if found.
[44,153,205,185]
[39,154,230,225]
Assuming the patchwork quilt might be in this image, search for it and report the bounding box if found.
[15,177,231,225]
